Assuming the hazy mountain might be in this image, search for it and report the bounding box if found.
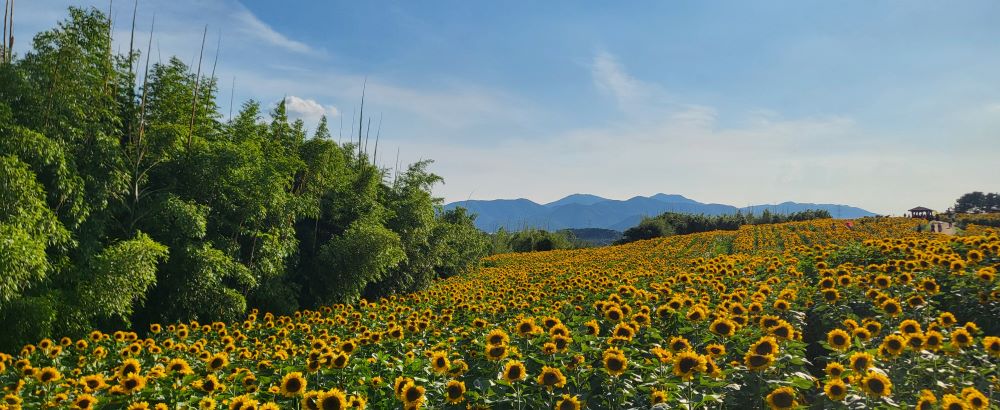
[544,193,609,208]
[444,193,877,232]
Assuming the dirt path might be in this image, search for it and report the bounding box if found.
[928,221,956,235]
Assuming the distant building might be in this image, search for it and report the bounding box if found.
[908,206,934,219]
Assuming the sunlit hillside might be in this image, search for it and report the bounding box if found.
[2,217,997,409]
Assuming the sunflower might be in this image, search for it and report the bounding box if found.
[204,352,228,372]
[198,398,217,410]
[938,312,958,327]
[668,336,692,352]
[502,360,527,383]
[709,317,736,337]
[951,328,973,348]
[881,298,902,316]
[940,394,968,410]
[769,321,795,340]
[485,329,509,346]
[485,344,508,361]
[118,358,142,380]
[128,402,150,410]
[673,351,707,380]
[401,381,425,406]
[984,336,1000,357]
[744,352,774,371]
[429,351,450,374]
[826,329,851,351]
[537,366,567,390]
[906,333,926,351]
[880,334,906,356]
[825,362,845,378]
[848,352,873,373]
[651,389,669,404]
[611,322,636,342]
[824,378,847,401]
[822,289,840,303]
[393,377,414,400]
[444,380,465,404]
[602,347,627,376]
[584,319,600,336]
[166,358,193,375]
[959,387,987,409]
[317,389,347,410]
[765,386,798,410]
[515,318,538,336]
[916,391,937,410]
[859,371,892,397]
[72,394,98,409]
[705,343,726,357]
[899,319,922,335]
[228,395,258,410]
[280,372,307,397]
[198,374,223,394]
[555,394,582,410]
[80,374,107,392]
[119,372,147,395]
[37,367,61,383]
[751,336,779,356]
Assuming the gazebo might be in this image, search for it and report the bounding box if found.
[908,206,934,219]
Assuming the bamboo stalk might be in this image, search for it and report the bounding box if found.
[357,78,366,161]
[187,25,208,153]
[2,0,9,63]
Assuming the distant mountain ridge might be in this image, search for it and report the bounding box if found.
[444,194,877,232]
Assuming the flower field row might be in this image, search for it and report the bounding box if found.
[0,218,997,409]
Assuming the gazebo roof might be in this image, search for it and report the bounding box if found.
[908,206,933,212]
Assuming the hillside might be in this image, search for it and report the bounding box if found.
[7,217,997,409]
[446,193,877,232]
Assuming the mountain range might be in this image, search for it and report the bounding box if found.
[444,194,877,232]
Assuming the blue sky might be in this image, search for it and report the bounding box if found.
[15,1,1000,214]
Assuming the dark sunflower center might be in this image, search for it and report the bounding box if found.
[772,392,794,407]
[507,366,522,379]
[447,385,463,399]
[124,379,137,389]
[285,378,301,392]
[749,355,769,367]
[543,372,558,385]
[607,357,624,371]
[679,357,697,372]
[320,396,342,410]
[405,387,422,401]
[867,378,885,393]
[832,335,846,345]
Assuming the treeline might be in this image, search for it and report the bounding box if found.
[953,192,1000,214]
[617,209,832,244]
[0,8,488,351]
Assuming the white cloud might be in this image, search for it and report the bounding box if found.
[282,96,339,127]
[232,8,318,56]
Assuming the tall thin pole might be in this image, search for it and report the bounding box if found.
[228,76,235,121]
[127,0,137,74]
[187,25,207,152]
[2,0,9,63]
[357,78,366,161]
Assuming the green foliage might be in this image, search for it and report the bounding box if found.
[0,6,488,350]
[316,220,406,304]
[618,209,833,244]
[79,232,168,323]
[954,191,1000,214]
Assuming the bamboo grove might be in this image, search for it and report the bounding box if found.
[0,7,489,352]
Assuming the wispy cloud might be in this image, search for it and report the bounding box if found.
[231,7,319,56]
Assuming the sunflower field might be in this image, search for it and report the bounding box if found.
[1,217,998,409]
